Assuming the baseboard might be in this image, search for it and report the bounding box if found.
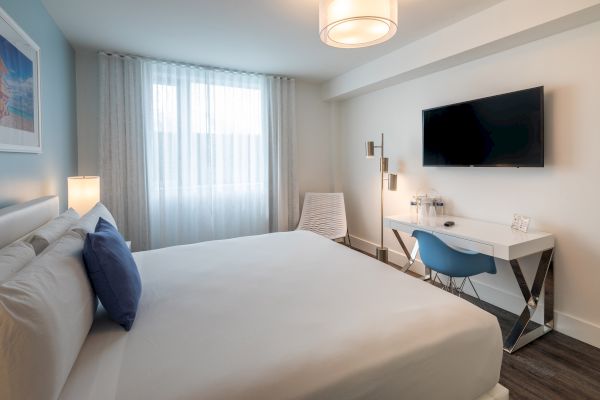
[349,233,600,349]
[554,312,600,348]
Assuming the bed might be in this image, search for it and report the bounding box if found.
[0,197,508,400]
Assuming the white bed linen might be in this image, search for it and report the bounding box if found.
[60,231,502,400]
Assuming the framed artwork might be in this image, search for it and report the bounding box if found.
[0,6,41,153]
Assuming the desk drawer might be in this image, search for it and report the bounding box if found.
[385,219,419,235]
[434,233,494,257]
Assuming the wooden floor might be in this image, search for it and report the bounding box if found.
[351,247,600,399]
[426,282,600,399]
[467,295,600,400]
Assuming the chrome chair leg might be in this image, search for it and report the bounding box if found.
[433,273,448,290]
[457,278,467,298]
[467,277,481,301]
[445,276,456,294]
[433,272,446,290]
[432,275,481,301]
[453,277,464,297]
[341,231,352,247]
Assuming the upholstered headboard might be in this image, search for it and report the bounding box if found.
[0,196,59,248]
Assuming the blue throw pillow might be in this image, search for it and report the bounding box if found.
[82,217,141,331]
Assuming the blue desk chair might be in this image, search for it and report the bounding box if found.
[412,230,496,299]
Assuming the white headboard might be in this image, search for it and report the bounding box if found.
[0,196,59,248]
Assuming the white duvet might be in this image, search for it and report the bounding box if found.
[60,231,502,400]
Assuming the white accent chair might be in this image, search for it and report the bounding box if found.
[296,193,351,246]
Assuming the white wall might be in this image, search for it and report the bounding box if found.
[336,21,600,347]
[295,81,336,203]
[74,51,335,203]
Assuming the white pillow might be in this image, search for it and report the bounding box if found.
[0,241,35,282]
[28,208,80,254]
[0,232,95,400]
[71,202,117,237]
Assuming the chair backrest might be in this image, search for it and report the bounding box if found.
[412,230,496,277]
[296,193,348,240]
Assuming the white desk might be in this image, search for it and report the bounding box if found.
[384,215,555,353]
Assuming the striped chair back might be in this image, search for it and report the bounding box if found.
[296,193,348,241]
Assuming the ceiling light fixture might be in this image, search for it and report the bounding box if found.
[319,0,398,48]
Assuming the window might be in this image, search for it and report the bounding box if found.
[150,81,264,192]
[145,68,269,246]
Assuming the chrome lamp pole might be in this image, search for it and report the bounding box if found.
[365,133,397,263]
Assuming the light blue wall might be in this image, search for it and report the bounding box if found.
[0,0,76,210]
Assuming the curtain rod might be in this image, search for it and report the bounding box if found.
[98,51,293,81]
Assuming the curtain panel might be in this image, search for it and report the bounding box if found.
[98,53,150,251]
[143,62,270,248]
[99,54,298,250]
[265,77,299,232]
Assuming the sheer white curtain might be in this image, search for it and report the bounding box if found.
[265,76,299,232]
[99,54,298,250]
[98,53,150,251]
[143,62,268,248]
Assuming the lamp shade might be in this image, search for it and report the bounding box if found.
[319,0,398,48]
[68,176,100,215]
[380,157,389,173]
[387,173,397,191]
[365,141,375,158]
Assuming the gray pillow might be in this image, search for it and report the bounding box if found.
[71,202,117,238]
[0,241,36,282]
[28,208,80,254]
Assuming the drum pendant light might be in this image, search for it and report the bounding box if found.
[319,0,398,48]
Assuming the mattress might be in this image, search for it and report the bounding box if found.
[60,231,503,400]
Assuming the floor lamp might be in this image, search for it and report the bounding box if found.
[366,133,397,263]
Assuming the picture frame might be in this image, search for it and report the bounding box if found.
[511,214,530,233]
[0,6,41,153]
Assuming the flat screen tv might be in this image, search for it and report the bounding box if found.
[422,87,544,167]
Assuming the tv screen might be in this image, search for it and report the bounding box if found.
[422,87,544,167]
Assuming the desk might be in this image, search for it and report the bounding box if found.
[384,215,554,353]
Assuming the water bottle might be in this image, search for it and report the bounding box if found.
[435,199,445,217]
[428,201,437,225]
[417,196,427,225]
[410,197,418,223]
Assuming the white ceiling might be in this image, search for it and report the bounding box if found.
[41,0,504,82]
